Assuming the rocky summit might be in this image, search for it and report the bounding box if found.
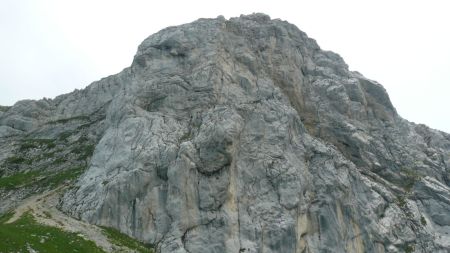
[1,13,449,253]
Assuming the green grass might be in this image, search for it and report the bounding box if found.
[0,212,14,224]
[102,226,154,253]
[72,144,95,161]
[48,115,90,124]
[0,166,85,190]
[44,166,85,188]
[19,139,56,151]
[0,171,41,189]
[58,131,73,141]
[4,156,32,165]
[52,157,67,165]
[0,212,105,253]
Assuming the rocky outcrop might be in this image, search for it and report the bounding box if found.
[1,13,449,253]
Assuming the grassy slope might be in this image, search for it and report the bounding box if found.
[0,120,155,253]
[0,166,85,190]
[0,212,105,253]
[102,226,154,253]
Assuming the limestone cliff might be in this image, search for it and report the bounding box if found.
[1,14,449,253]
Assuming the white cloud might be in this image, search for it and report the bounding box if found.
[0,0,449,132]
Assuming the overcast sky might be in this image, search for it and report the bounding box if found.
[1,0,449,133]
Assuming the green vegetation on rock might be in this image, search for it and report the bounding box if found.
[44,166,85,188]
[48,115,90,124]
[19,138,56,151]
[0,212,14,224]
[0,212,105,253]
[0,105,11,112]
[38,151,56,161]
[58,131,73,141]
[102,226,154,253]
[421,216,427,226]
[4,156,32,165]
[0,166,85,190]
[52,157,67,165]
[401,167,423,191]
[396,196,408,208]
[72,143,96,161]
[0,171,41,189]
[404,244,415,253]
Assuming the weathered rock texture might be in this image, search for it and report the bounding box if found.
[1,13,449,253]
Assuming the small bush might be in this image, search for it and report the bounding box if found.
[404,244,415,253]
[420,216,427,226]
[401,167,422,191]
[396,196,407,208]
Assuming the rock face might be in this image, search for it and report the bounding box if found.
[1,13,450,253]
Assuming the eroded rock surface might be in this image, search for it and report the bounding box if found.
[1,13,449,253]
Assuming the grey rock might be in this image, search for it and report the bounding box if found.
[1,13,450,253]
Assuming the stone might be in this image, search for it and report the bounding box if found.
[1,13,449,253]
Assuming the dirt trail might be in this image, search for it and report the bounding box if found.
[6,186,132,253]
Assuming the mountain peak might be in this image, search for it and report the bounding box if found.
[1,14,449,253]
